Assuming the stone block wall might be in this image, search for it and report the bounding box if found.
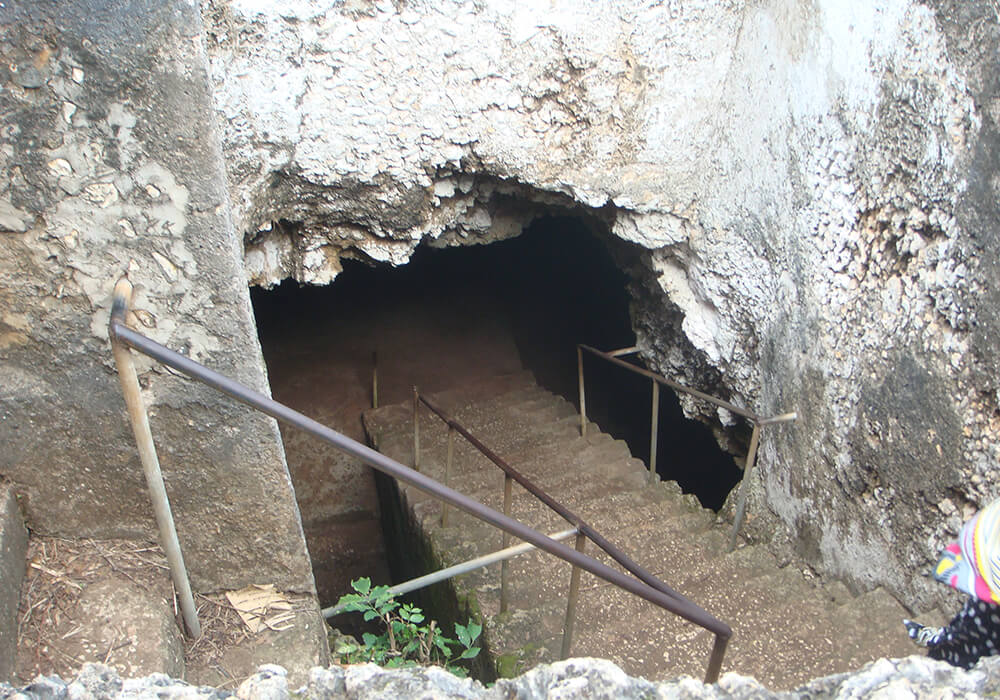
[0,1,314,593]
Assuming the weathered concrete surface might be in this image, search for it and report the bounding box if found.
[0,485,27,682]
[201,0,1000,612]
[0,2,314,594]
[186,594,330,688]
[6,656,1000,700]
[73,577,185,679]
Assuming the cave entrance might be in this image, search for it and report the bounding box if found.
[250,214,739,608]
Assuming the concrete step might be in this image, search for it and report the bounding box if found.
[423,371,539,415]
[365,378,926,690]
[12,536,185,683]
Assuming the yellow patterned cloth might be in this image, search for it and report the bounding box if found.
[934,498,1000,604]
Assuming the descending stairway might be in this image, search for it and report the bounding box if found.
[362,371,942,690]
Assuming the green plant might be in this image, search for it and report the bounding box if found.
[332,577,482,677]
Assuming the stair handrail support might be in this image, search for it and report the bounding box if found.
[414,389,728,677]
[108,278,201,639]
[576,344,797,549]
[107,279,732,684]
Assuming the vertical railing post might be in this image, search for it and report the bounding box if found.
[649,379,659,479]
[500,474,513,613]
[560,532,587,659]
[704,632,729,683]
[728,422,761,551]
[412,386,420,471]
[371,351,378,410]
[109,278,201,639]
[441,425,454,527]
[577,346,587,437]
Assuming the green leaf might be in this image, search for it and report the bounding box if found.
[459,647,480,660]
[433,634,452,655]
[455,622,470,647]
[352,577,372,596]
[402,608,425,624]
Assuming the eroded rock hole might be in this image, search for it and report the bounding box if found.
[250,215,740,612]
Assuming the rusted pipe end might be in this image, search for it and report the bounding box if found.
[111,277,132,323]
[110,277,133,339]
[757,411,798,426]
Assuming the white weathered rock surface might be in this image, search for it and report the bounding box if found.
[200,0,1000,612]
[5,656,1000,700]
[2,0,998,655]
[0,1,318,595]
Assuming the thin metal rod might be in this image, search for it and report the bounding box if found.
[756,411,798,426]
[322,527,579,618]
[579,344,760,421]
[729,422,762,551]
[577,345,587,438]
[442,426,454,527]
[108,278,200,639]
[418,392,692,605]
[561,532,587,659]
[500,474,513,614]
[109,321,732,663]
[705,632,729,684]
[412,386,420,471]
[608,346,639,357]
[649,380,659,478]
[372,351,378,410]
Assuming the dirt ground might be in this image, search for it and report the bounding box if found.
[14,535,315,688]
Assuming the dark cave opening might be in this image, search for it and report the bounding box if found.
[250,214,742,612]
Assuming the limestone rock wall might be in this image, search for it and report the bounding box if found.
[0,2,315,593]
[202,0,1000,610]
[0,0,996,614]
[6,657,1000,700]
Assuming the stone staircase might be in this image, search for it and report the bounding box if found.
[362,371,943,690]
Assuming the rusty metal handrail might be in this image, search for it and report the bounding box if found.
[109,280,201,638]
[414,390,729,677]
[417,392,692,605]
[576,344,797,549]
[107,291,732,684]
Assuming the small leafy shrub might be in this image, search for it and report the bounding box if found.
[332,577,482,677]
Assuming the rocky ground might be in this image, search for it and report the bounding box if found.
[12,536,325,689]
[5,655,1000,700]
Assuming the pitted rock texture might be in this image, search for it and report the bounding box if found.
[201,0,1000,612]
[2,0,999,633]
[0,2,315,593]
[5,657,1000,700]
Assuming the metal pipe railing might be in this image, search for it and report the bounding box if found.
[578,344,761,420]
[575,344,797,549]
[416,392,695,606]
[560,532,587,659]
[109,279,201,638]
[321,527,579,618]
[108,305,732,683]
[414,389,727,667]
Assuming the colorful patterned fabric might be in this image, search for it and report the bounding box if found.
[905,599,1000,669]
[934,500,1000,604]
